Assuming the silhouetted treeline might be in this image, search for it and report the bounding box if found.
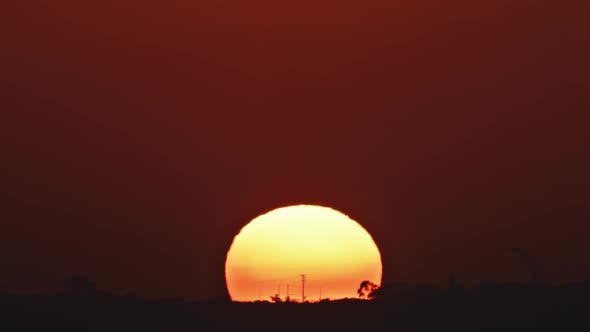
[1,277,589,331]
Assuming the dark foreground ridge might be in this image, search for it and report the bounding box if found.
[2,279,589,331]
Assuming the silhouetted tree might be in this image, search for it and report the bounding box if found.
[63,275,97,296]
[447,273,469,299]
[357,280,379,299]
[448,273,461,289]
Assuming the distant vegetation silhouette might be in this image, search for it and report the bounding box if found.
[1,275,589,331]
[63,275,98,296]
[269,294,282,303]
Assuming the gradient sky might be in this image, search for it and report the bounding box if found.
[2,0,589,300]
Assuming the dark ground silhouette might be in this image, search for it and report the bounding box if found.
[1,277,589,331]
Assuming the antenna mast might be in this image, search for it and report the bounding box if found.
[300,274,306,303]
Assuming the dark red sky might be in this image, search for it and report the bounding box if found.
[2,0,589,300]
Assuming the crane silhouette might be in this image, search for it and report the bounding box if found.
[507,247,538,286]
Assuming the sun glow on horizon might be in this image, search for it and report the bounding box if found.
[225,205,382,302]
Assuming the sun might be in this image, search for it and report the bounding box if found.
[225,205,382,302]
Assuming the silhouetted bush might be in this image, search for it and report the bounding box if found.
[63,275,97,296]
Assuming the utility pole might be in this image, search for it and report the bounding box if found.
[319,287,322,301]
[300,274,306,303]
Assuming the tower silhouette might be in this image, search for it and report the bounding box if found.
[300,274,306,303]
